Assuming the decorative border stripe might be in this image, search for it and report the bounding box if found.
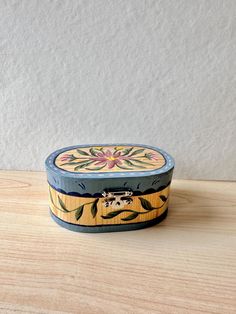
[48,180,171,198]
[50,208,168,233]
[49,184,169,226]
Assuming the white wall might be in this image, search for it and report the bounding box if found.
[0,0,235,180]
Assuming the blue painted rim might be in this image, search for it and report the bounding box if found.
[50,208,168,233]
[45,143,175,179]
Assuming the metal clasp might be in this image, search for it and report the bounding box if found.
[102,188,133,209]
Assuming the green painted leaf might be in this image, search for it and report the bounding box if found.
[74,161,94,170]
[91,199,99,218]
[139,197,153,211]
[124,160,145,168]
[77,160,93,164]
[58,195,69,212]
[85,164,107,171]
[75,205,84,220]
[116,164,133,170]
[76,149,90,156]
[122,147,134,155]
[90,147,98,156]
[159,195,167,202]
[144,153,152,160]
[101,210,129,219]
[74,164,88,170]
[131,159,154,166]
[60,162,77,166]
[124,160,134,166]
[61,160,90,166]
[121,212,139,221]
[129,149,145,157]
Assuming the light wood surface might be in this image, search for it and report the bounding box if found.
[0,171,235,314]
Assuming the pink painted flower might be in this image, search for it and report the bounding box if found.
[89,149,128,169]
[60,154,75,162]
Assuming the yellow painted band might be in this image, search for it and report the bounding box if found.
[49,185,170,226]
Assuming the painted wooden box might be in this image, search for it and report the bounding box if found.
[45,144,175,233]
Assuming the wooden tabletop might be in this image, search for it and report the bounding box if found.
[0,171,235,314]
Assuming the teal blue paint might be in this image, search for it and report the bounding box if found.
[45,143,174,195]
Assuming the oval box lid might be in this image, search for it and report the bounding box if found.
[45,144,174,197]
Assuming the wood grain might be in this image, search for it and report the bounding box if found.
[0,171,235,314]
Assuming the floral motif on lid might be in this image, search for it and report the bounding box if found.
[54,145,166,173]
